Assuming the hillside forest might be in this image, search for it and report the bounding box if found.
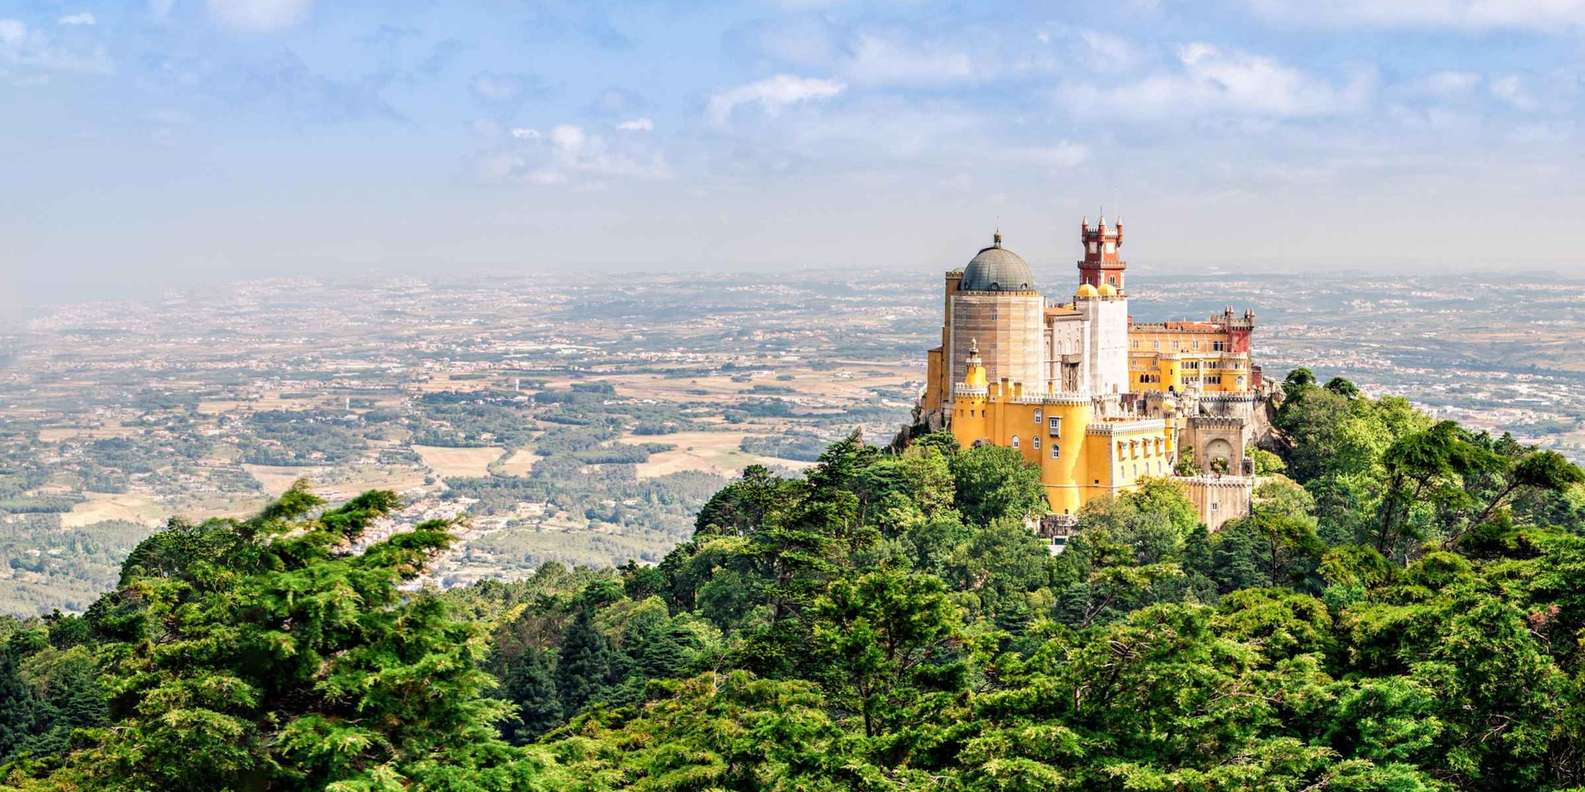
[4,369,1585,790]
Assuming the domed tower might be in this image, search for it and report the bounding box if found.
[943,231,1045,405]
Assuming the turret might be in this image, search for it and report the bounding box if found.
[1078,212,1126,291]
[951,340,989,447]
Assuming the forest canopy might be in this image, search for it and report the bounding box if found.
[4,370,1585,791]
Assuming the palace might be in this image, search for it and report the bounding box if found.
[917,217,1262,530]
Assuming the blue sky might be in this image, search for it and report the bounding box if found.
[3,0,1583,312]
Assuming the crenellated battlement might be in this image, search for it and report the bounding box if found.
[1086,419,1166,435]
[1174,474,1254,488]
[1187,415,1245,429]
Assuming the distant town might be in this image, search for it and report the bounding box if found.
[2,265,1583,615]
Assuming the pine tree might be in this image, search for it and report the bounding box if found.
[503,648,562,743]
[625,614,692,681]
[0,646,39,761]
[26,482,550,791]
[555,607,613,715]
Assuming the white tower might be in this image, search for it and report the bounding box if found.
[1075,215,1129,399]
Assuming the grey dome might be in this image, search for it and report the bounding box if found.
[960,235,1035,292]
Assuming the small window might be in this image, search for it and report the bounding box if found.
[1051,445,1061,459]
[1011,435,1021,449]
[1048,416,1061,435]
[1033,436,1041,450]
[1033,408,1042,423]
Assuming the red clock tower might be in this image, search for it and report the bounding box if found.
[1077,215,1125,291]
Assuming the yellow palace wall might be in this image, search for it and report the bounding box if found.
[1127,326,1252,394]
[952,378,1173,516]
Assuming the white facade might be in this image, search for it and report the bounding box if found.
[1077,294,1130,397]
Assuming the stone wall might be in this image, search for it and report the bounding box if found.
[1177,475,1253,531]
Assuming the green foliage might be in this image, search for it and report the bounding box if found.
[1253,448,1287,476]
[10,388,1585,791]
[1274,371,1583,564]
[6,482,549,790]
[812,570,964,738]
[950,443,1048,525]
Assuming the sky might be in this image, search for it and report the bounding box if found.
[3,0,1584,316]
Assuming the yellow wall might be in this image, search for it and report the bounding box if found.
[952,380,1174,516]
[1037,399,1092,515]
[1129,352,1250,393]
[1128,326,1252,394]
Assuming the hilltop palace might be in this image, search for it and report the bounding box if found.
[915,217,1263,530]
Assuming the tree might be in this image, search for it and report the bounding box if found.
[1211,512,1323,593]
[1458,450,1585,545]
[502,649,562,744]
[1251,448,1286,476]
[811,570,964,740]
[555,607,615,715]
[1376,421,1500,560]
[543,672,870,790]
[30,482,541,791]
[1284,367,1316,399]
[0,644,39,762]
[1325,376,1362,399]
[694,465,800,539]
[950,444,1047,525]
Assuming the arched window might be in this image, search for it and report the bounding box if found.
[1033,436,1041,450]
[1011,435,1021,449]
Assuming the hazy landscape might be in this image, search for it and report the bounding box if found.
[4,265,1582,616]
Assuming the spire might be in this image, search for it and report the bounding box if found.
[992,228,1002,247]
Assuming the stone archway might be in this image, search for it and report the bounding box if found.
[1204,438,1234,471]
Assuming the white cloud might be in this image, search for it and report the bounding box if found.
[708,74,845,125]
[1242,0,1585,31]
[207,0,314,33]
[58,12,96,26]
[1077,30,1141,71]
[616,117,653,132]
[1489,74,1539,110]
[0,17,112,75]
[491,122,668,185]
[1410,70,1482,97]
[1062,43,1372,119]
[844,34,976,86]
[0,19,23,48]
